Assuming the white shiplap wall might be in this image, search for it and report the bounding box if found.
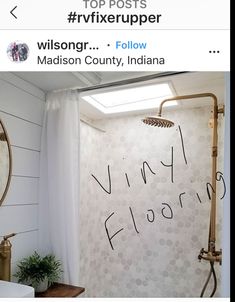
[0,73,45,275]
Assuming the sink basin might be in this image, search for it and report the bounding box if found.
[0,280,34,297]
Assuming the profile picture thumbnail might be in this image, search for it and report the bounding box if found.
[7,41,29,62]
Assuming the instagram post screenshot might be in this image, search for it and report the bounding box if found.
[0,0,230,301]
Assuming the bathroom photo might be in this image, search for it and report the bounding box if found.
[0,71,230,298]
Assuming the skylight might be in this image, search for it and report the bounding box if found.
[82,82,176,114]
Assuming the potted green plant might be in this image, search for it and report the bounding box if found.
[14,251,63,293]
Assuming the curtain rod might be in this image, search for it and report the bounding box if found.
[80,118,106,133]
[74,71,188,93]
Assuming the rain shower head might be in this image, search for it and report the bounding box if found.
[142,116,174,128]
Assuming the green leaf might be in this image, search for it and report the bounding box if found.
[13,251,63,288]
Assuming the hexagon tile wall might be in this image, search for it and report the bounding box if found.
[80,106,224,297]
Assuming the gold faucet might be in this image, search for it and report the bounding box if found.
[0,233,16,281]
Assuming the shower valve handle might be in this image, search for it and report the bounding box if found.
[198,248,205,262]
[198,247,222,264]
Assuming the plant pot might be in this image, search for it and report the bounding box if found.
[35,279,48,293]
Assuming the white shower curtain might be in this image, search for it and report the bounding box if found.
[39,90,80,285]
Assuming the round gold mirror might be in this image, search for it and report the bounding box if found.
[0,119,12,206]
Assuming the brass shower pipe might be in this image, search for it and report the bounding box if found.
[157,93,224,262]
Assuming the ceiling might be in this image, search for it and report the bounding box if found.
[13,71,225,120]
[14,71,159,92]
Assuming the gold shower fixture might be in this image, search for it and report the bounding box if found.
[142,93,225,297]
